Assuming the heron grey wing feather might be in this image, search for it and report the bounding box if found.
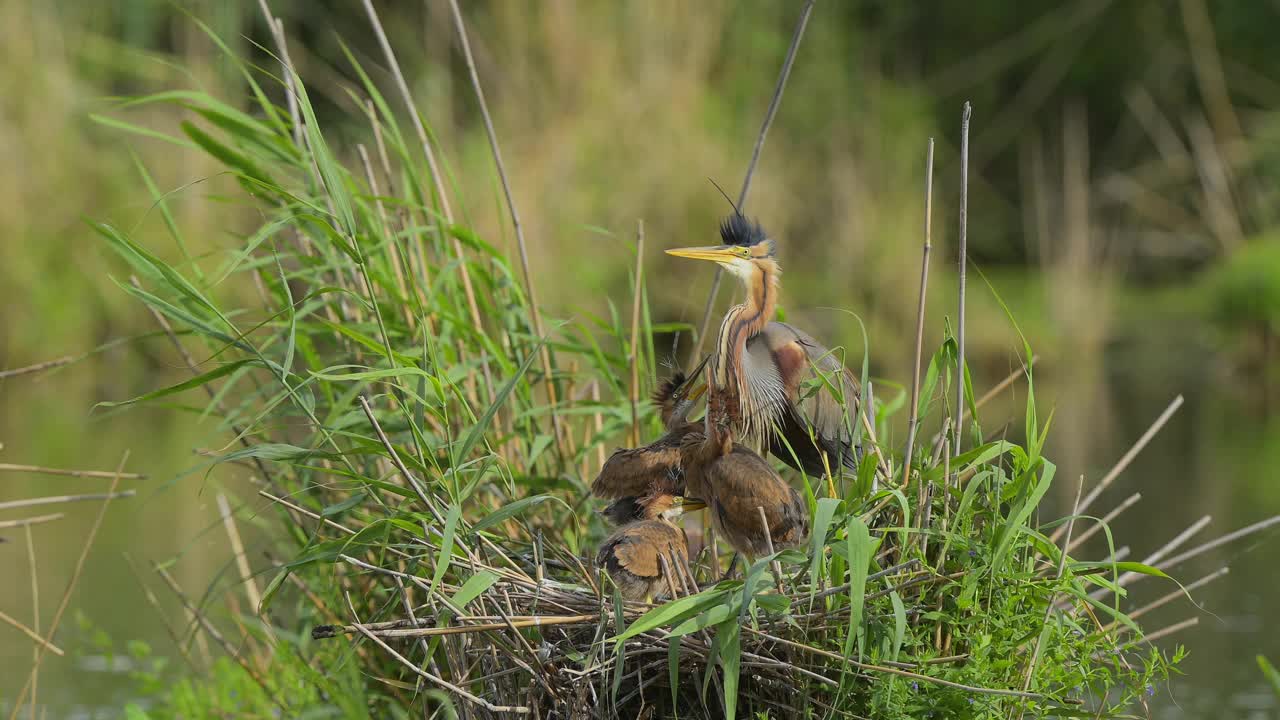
[754,322,862,473]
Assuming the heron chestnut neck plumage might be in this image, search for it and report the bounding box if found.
[595,490,693,602]
[665,214,862,477]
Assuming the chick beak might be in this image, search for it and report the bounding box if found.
[678,497,707,513]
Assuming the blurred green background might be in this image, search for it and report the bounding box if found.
[2,0,1278,716]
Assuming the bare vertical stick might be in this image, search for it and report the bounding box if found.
[628,220,646,446]
[903,138,936,488]
[689,0,817,363]
[24,524,39,719]
[216,494,265,619]
[954,102,973,450]
[757,506,783,586]
[448,0,564,449]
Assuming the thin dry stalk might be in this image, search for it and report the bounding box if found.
[9,453,128,717]
[0,355,74,379]
[123,554,200,674]
[216,494,266,619]
[23,523,39,719]
[1107,566,1229,631]
[954,101,973,450]
[351,621,531,714]
[628,220,646,446]
[358,395,440,520]
[447,0,563,452]
[689,0,816,362]
[0,490,135,512]
[154,564,276,697]
[0,513,63,530]
[355,142,412,326]
[1158,514,1280,570]
[903,138,936,488]
[0,463,145,480]
[1066,492,1143,553]
[1056,395,1184,541]
[1133,616,1199,646]
[0,609,62,657]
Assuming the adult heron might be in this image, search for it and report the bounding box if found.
[666,213,862,477]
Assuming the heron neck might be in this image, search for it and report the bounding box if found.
[710,264,777,401]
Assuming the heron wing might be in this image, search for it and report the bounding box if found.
[748,322,862,474]
[711,448,810,553]
[589,431,686,499]
[597,522,686,580]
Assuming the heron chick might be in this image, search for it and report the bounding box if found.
[589,357,708,501]
[595,492,694,602]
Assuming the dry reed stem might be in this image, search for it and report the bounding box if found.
[0,513,63,530]
[154,564,277,700]
[0,490,135,512]
[1159,514,1280,570]
[954,101,973,450]
[350,621,532,714]
[628,220,646,447]
[357,395,439,520]
[22,523,39,719]
[0,463,145,480]
[1065,492,1143,553]
[1133,616,1199,647]
[9,453,128,718]
[0,609,62,656]
[448,0,563,453]
[215,494,266,621]
[1107,566,1229,632]
[690,0,816,362]
[1057,395,1183,540]
[123,553,200,674]
[903,138,935,488]
[0,355,74,379]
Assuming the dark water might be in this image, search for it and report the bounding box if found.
[1,325,1278,717]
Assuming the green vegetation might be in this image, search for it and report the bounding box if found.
[68,14,1192,719]
[8,2,1280,718]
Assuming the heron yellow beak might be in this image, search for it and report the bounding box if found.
[691,381,711,404]
[665,245,739,265]
[677,497,707,513]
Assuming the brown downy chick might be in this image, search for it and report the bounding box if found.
[595,492,692,602]
[589,359,708,500]
[680,417,808,561]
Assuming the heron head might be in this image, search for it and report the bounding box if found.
[643,494,706,522]
[665,213,776,283]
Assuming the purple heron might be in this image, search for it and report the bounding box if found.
[595,489,693,602]
[666,213,862,477]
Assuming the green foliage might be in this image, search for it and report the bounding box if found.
[83,11,1188,720]
[1210,237,1280,332]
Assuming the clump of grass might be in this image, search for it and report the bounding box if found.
[80,7,1280,720]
